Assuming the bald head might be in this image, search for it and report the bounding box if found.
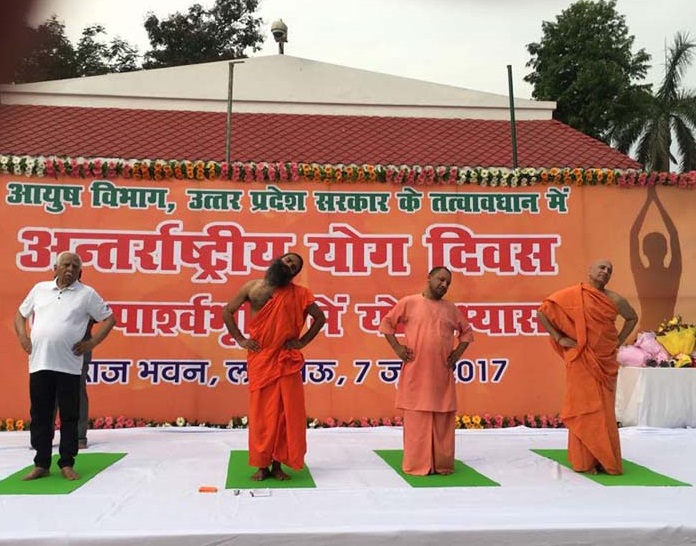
[425,266,452,300]
[588,259,613,290]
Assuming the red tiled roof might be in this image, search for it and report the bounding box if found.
[0,104,641,169]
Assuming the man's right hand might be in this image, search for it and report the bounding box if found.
[19,336,32,354]
[394,344,415,363]
[558,336,577,348]
[238,338,260,352]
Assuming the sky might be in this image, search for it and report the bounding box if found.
[28,0,696,99]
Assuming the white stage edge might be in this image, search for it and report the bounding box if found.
[1,426,695,546]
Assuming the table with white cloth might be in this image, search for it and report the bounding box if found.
[615,366,696,427]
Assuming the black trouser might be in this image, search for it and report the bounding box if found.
[53,356,90,442]
[78,357,90,442]
[30,370,80,469]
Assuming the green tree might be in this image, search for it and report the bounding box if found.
[143,0,264,69]
[12,16,139,83]
[73,25,140,77]
[12,16,76,83]
[611,33,696,172]
[524,0,651,142]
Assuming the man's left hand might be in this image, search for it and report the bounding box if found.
[446,351,462,370]
[284,339,305,350]
[72,339,95,355]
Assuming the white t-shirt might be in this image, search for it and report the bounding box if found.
[19,280,113,375]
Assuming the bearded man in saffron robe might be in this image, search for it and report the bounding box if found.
[223,253,326,481]
[537,259,638,475]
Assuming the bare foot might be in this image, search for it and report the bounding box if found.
[60,466,80,480]
[437,469,454,476]
[22,466,50,481]
[270,461,290,480]
[585,466,599,475]
[251,467,270,481]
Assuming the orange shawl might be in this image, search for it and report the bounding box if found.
[246,283,314,392]
[539,283,619,419]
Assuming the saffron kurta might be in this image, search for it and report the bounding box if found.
[539,283,623,474]
[246,283,314,470]
[380,294,474,474]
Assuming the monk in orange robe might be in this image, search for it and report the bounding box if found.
[537,259,638,475]
[223,253,326,481]
[380,267,473,475]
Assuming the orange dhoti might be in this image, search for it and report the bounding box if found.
[540,283,623,475]
[248,373,306,470]
[564,383,622,474]
[245,283,314,471]
[402,409,456,475]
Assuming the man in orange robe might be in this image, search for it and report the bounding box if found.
[380,267,473,475]
[223,253,326,481]
[537,259,638,475]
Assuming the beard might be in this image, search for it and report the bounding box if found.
[265,258,294,287]
[430,286,447,300]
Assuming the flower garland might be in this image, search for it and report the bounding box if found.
[0,414,565,431]
[0,418,24,431]
[1,154,695,188]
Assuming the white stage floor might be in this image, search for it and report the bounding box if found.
[1,426,695,546]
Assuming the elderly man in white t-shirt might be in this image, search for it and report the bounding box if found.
[14,251,116,481]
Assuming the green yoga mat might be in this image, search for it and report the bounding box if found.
[532,449,691,487]
[375,449,499,487]
[0,453,126,495]
[225,450,316,489]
